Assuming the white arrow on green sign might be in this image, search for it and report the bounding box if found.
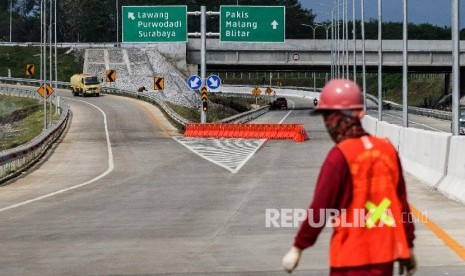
[122,6,187,43]
[220,6,285,43]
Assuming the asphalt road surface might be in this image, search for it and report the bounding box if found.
[0,93,464,275]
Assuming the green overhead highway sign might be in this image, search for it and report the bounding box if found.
[220,6,285,43]
[122,6,187,43]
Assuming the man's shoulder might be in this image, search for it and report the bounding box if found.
[324,146,347,165]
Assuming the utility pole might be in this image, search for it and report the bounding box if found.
[49,0,53,127]
[9,0,13,42]
[402,0,409,127]
[352,0,356,83]
[361,0,367,114]
[378,0,383,121]
[345,0,349,79]
[451,0,460,136]
[41,0,47,131]
[200,6,207,123]
[337,0,341,78]
[55,0,57,89]
[341,0,345,78]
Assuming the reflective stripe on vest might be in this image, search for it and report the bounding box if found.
[331,136,410,268]
[365,197,395,229]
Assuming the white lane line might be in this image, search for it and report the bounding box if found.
[279,100,295,124]
[372,111,446,132]
[0,98,114,213]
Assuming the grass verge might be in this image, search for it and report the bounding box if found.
[0,46,83,81]
[0,95,59,151]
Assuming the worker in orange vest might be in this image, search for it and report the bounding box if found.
[282,79,417,275]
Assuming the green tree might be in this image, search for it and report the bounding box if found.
[4,0,465,42]
[77,0,114,42]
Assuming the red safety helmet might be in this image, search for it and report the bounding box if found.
[314,79,363,112]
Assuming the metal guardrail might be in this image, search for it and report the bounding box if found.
[1,76,453,121]
[101,87,190,127]
[0,77,264,128]
[102,88,270,125]
[0,84,42,100]
[221,84,321,93]
[365,93,452,120]
[0,77,191,127]
[0,76,69,88]
[219,106,269,124]
[0,42,124,48]
[214,92,259,99]
[0,85,69,183]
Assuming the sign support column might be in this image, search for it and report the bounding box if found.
[452,0,460,136]
[200,6,207,123]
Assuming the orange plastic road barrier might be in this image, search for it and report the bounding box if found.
[184,123,309,142]
[294,124,309,142]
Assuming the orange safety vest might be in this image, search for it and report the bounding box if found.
[330,135,410,268]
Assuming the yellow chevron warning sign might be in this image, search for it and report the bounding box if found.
[154,77,164,90]
[37,84,54,99]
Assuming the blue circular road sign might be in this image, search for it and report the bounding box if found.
[207,74,221,90]
[187,75,202,90]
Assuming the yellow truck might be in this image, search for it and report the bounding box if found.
[70,74,101,97]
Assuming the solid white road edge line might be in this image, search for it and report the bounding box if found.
[279,99,295,124]
[0,98,114,213]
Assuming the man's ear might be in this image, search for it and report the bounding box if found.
[352,110,364,119]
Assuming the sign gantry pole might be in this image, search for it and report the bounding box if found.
[200,6,207,123]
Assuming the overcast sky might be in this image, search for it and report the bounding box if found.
[299,0,465,27]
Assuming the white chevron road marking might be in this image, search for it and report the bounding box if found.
[174,137,266,174]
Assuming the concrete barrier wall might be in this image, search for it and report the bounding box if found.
[437,136,465,204]
[361,115,377,135]
[376,122,402,151]
[398,127,451,188]
[376,121,402,151]
[216,89,464,205]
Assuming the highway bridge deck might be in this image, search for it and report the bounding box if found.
[0,91,464,275]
